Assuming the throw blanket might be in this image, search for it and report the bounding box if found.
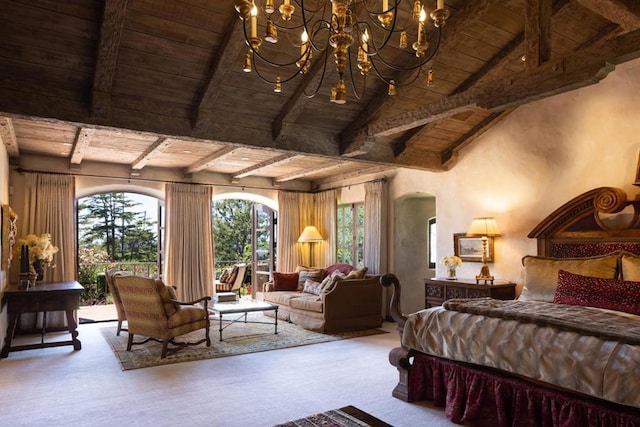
[443,298,640,345]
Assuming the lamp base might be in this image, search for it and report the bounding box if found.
[475,264,494,285]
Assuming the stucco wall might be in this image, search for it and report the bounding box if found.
[389,56,640,313]
[0,142,10,347]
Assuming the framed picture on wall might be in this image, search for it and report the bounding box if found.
[453,233,494,263]
[1,204,17,271]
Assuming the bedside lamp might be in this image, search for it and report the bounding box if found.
[298,225,324,266]
[466,217,501,284]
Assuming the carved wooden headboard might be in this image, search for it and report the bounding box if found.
[528,187,640,257]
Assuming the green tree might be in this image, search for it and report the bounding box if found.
[212,199,252,266]
[78,193,157,262]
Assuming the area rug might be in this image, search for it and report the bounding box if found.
[275,405,393,427]
[100,314,386,370]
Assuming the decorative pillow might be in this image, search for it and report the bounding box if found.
[272,272,300,291]
[324,263,355,276]
[519,253,618,302]
[297,269,325,290]
[621,253,640,281]
[226,265,239,284]
[320,271,345,294]
[344,266,368,280]
[156,279,178,316]
[302,279,323,295]
[554,270,640,315]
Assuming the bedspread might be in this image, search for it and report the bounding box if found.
[402,301,640,408]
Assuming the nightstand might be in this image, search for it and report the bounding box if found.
[425,278,516,308]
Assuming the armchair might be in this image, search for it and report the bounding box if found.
[105,269,133,336]
[113,275,211,358]
[215,263,247,293]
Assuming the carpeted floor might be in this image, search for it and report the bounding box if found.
[275,405,393,427]
[101,314,387,370]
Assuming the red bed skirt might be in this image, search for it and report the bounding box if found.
[408,353,640,426]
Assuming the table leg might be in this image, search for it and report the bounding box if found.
[274,307,278,335]
[65,309,81,351]
[219,315,223,341]
[1,312,19,358]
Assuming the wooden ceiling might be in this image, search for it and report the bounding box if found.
[0,0,639,189]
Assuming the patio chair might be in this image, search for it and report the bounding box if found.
[215,263,247,294]
[113,275,211,358]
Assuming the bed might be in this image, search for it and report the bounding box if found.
[383,187,640,426]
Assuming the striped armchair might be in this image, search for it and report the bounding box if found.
[113,275,211,358]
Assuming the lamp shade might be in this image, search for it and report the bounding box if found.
[298,226,324,243]
[466,217,501,237]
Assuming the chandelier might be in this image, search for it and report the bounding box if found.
[234,0,450,104]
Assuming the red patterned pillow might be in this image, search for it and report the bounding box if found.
[272,272,300,291]
[554,270,640,315]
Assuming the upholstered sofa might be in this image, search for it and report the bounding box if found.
[261,264,383,333]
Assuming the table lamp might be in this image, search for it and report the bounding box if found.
[466,217,500,284]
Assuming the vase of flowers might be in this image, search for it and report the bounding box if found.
[15,233,59,282]
[441,255,462,280]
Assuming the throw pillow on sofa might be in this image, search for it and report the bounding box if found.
[273,272,300,291]
[302,279,323,295]
[297,269,325,290]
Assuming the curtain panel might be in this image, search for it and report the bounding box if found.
[364,180,387,275]
[277,192,302,272]
[314,190,336,268]
[21,173,76,328]
[164,183,214,301]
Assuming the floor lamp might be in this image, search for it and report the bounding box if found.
[466,217,501,284]
[298,225,324,267]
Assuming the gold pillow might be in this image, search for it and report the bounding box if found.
[519,253,618,302]
[621,254,640,281]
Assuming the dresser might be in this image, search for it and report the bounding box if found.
[425,278,516,308]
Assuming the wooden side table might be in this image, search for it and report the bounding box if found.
[425,278,516,308]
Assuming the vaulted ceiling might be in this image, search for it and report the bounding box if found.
[1,0,639,189]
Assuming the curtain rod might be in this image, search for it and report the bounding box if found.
[14,167,387,194]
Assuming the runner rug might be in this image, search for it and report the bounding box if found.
[100,314,386,371]
[275,405,393,427]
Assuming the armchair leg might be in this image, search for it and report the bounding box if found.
[117,320,123,336]
[127,333,134,351]
[161,340,169,358]
[205,321,211,347]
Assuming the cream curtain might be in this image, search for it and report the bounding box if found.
[21,173,76,328]
[314,190,337,268]
[164,183,214,301]
[277,190,336,271]
[364,180,388,317]
[277,192,302,272]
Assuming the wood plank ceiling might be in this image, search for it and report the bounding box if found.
[0,0,639,189]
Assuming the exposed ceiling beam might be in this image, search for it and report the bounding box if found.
[525,0,553,68]
[339,0,501,156]
[192,16,246,132]
[91,0,128,119]
[131,137,173,171]
[575,0,640,32]
[70,127,95,166]
[363,28,640,138]
[185,146,239,174]
[273,161,347,183]
[232,154,298,179]
[272,50,330,141]
[312,165,393,187]
[0,117,19,158]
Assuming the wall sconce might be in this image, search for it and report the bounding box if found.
[298,225,324,266]
[466,217,501,284]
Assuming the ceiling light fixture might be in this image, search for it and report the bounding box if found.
[234,0,449,104]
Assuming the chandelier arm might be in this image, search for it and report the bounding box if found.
[369,25,441,73]
[347,49,366,101]
[251,51,307,85]
[368,58,422,88]
[302,48,330,99]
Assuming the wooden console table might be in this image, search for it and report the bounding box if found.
[425,278,516,308]
[1,281,84,358]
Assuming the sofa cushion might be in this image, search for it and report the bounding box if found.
[554,270,640,315]
[519,253,618,302]
[344,267,368,279]
[302,279,323,296]
[218,268,231,284]
[272,272,299,291]
[297,269,325,289]
[289,294,323,313]
[325,263,355,276]
[262,290,303,307]
[227,264,239,284]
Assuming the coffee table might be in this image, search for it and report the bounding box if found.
[208,299,279,341]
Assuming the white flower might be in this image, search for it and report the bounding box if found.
[440,255,462,268]
[15,233,59,267]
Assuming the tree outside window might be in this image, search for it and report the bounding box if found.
[337,203,364,267]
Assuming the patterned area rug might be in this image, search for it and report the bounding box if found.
[100,314,386,370]
[275,405,393,427]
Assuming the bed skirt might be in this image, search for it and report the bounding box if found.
[409,353,640,426]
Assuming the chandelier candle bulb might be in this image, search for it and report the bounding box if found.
[383,0,389,11]
[437,0,444,9]
[250,4,257,39]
